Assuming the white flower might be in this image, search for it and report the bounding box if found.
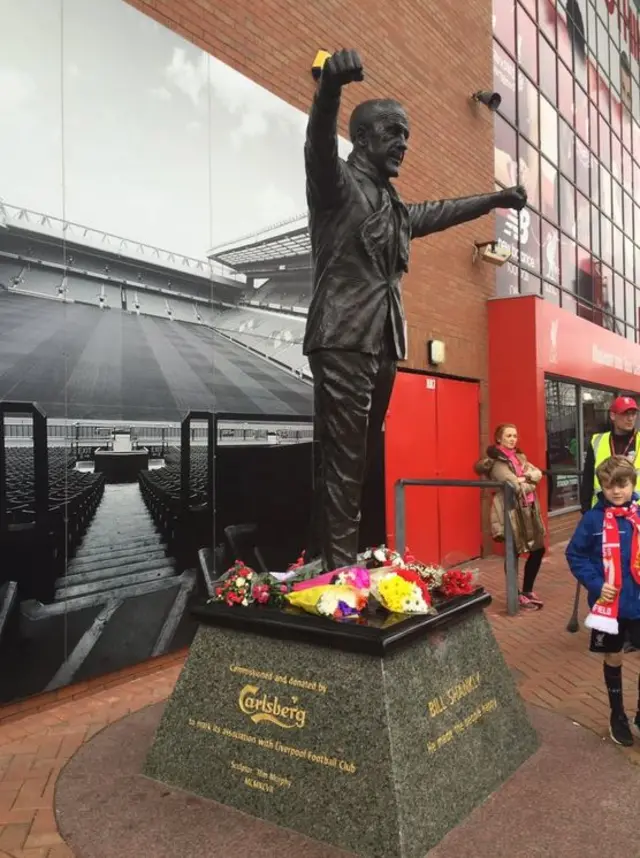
[317,591,341,616]
[401,592,430,613]
[373,548,387,563]
[242,598,249,606]
[236,577,246,586]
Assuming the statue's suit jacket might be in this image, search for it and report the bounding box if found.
[303,87,500,360]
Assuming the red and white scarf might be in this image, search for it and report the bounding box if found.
[585,503,640,635]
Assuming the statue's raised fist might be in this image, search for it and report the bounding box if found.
[320,49,364,92]
[499,184,528,211]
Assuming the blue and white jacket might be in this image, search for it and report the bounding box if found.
[566,492,640,620]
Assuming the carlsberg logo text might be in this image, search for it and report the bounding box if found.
[238,684,307,729]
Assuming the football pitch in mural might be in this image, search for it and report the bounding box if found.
[0,0,354,704]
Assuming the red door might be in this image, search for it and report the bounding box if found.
[384,371,481,566]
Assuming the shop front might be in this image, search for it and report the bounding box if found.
[488,294,640,526]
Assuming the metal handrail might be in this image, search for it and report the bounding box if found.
[0,401,49,533]
[180,411,214,511]
[394,478,519,616]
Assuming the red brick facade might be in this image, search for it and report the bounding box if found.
[126,0,496,429]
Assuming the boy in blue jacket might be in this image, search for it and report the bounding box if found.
[566,455,640,747]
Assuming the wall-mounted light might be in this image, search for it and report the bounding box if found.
[471,90,502,111]
[427,339,445,367]
[311,50,332,80]
[472,240,511,267]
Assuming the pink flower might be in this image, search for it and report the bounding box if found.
[251,584,270,605]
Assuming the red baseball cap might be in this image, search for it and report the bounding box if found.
[610,396,639,414]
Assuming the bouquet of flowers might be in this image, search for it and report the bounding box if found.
[209,561,289,608]
[211,561,257,607]
[285,584,368,620]
[209,543,479,619]
[334,566,371,593]
[359,545,404,569]
[370,567,433,614]
[437,568,477,598]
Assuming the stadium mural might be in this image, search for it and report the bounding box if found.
[0,0,352,704]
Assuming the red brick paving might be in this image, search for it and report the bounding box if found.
[1,540,639,855]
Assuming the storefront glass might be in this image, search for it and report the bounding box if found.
[545,375,639,513]
[493,0,640,342]
[545,378,580,510]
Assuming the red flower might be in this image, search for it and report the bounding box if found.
[440,569,474,598]
[402,547,417,566]
[252,584,271,605]
[397,568,432,603]
[287,551,306,571]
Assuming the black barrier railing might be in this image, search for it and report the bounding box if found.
[180,410,214,512]
[0,401,49,533]
[394,478,519,615]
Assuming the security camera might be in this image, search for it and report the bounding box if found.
[471,90,502,111]
[472,241,512,267]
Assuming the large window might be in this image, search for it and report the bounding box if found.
[545,378,579,511]
[493,0,640,343]
[545,375,639,513]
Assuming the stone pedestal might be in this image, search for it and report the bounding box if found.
[144,591,538,858]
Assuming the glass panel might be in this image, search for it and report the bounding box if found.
[613,225,624,274]
[600,116,611,166]
[576,191,590,247]
[600,165,612,217]
[539,0,556,45]
[517,4,539,82]
[613,271,626,329]
[626,280,637,339]
[625,236,635,280]
[495,183,520,296]
[559,176,575,235]
[495,114,518,188]
[540,155,559,222]
[582,386,616,458]
[519,137,540,210]
[601,215,613,267]
[539,33,557,103]
[574,83,589,143]
[519,208,540,279]
[559,118,575,179]
[558,60,574,124]
[494,0,516,55]
[545,379,579,512]
[540,95,558,163]
[561,234,577,294]
[494,43,517,124]
[541,218,560,283]
[591,204,601,258]
[518,72,539,144]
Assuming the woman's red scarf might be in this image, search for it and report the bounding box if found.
[585,502,640,635]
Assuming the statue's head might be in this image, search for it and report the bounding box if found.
[349,99,409,178]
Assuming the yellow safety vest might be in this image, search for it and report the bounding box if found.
[591,431,640,507]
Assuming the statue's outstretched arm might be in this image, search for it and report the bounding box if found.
[407,186,527,239]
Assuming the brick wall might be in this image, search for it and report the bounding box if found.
[126,0,496,445]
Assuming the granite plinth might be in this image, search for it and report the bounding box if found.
[144,593,538,858]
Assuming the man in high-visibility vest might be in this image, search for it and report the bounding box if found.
[580,395,639,513]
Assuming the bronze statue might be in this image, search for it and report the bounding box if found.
[303,49,527,572]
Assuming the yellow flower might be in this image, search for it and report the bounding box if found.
[378,576,414,613]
